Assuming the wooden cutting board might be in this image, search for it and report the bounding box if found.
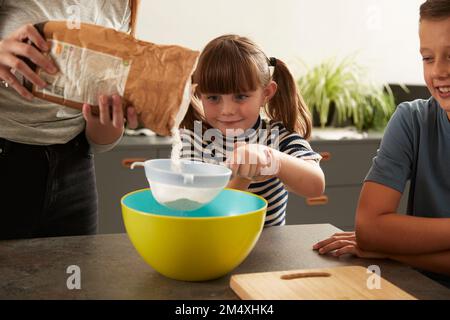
[230,266,416,300]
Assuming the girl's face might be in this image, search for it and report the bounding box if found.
[419,16,450,120]
[200,82,277,135]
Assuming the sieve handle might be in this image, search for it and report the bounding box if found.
[182,173,194,184]
[129,161,145,170]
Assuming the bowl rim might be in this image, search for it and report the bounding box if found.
[143,159,232,178]
[121,188,268,221]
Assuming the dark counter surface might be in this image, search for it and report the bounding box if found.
[1,224,449,300]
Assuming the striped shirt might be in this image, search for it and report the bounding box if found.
[180,116,322,227]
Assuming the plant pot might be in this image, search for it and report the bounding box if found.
[312,104,353,128]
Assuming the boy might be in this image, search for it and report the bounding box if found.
[313,0,450,288]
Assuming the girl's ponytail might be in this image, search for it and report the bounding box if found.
[267,58,312,139]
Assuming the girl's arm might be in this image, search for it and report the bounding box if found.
[227,176,252,190]
[356,181,450,255]
[274,150,325,198]
[225,146,325,197]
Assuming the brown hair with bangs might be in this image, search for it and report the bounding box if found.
[420,0,450,21]
[181,34,312,139]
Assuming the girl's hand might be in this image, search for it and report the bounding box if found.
[313,231,388,259]
[83,94,138,145]
[226,142,280,181]
[0,24,58,100]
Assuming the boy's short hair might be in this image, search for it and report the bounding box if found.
[420,0,450,20]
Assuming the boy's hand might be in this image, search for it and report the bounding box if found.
[82,94,138,145]
[313,231,387,259]
[226,142,280,181]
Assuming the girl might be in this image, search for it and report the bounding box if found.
[180,34,325,227]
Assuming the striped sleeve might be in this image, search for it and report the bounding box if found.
[276,127,322,163]
[180,128,204,162]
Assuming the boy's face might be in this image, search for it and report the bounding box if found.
[419,17,450,120]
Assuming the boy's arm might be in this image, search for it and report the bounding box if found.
[313,231,450,276]
[356,181,450,254]
[390,251,450,276]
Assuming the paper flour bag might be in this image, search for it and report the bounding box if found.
[26,21,199,136]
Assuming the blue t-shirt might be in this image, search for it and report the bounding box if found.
[365,97,450,287]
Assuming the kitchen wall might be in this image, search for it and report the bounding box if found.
[135,0,425,85]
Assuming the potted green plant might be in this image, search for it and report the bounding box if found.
[297,56,400,132]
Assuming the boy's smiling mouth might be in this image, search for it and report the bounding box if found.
[435,85,450,98]
[437,86,450,93]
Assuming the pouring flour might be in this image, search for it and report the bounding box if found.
[131,80,231,211]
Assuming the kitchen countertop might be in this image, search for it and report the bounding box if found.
[119,128,384,150]
[1,224,449,300]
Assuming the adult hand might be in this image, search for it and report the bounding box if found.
[313,231,388,259]
[83,94,138,145]
[0,24,58,100]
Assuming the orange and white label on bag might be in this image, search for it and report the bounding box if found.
[36,39,132,105]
